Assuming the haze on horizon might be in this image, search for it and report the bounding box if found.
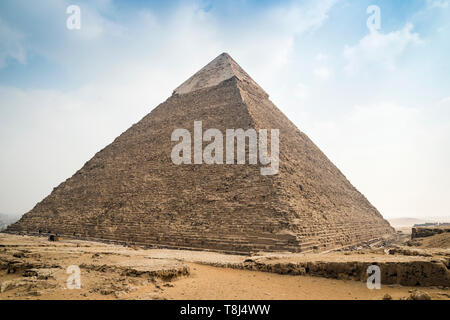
[0,0,449,221]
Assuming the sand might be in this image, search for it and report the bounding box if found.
[1,233,449,300]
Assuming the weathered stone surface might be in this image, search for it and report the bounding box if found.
[382,293,392,300]
[0,278,57,293]
[23,268,59,280]
[80,260,189,281]
[202,252,450,287]
[5,53,394,253]
[408,290,431,300]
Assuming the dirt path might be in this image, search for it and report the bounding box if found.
[154,263,449,300]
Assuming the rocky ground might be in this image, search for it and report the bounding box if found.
[0,232,449,300]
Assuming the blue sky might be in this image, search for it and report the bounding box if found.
[0,0,449,219]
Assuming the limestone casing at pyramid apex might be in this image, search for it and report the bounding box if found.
[173,52,268,97]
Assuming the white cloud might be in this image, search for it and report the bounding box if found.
[208,0,338,92]
[307,101,450,218]
[439,96,450,105]
[76,4,127,39]
[294,83,310,100]
[314,66,332,80]
[268,0,338,35]
[0,18,26,68]
[426,0,449,9]
[344,24,421,74]
[315,53,328,62]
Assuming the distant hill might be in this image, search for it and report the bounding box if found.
[0,213,18,231]
[388,217,450,228]
[388,217,450,234]
[388,218,432,229]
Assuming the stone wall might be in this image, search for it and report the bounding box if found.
[412,226,450,239]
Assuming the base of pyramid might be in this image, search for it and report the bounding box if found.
[3,227,394,255]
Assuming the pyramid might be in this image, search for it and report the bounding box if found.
[6,53,394,253]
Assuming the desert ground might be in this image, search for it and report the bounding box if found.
[0,229,449,300]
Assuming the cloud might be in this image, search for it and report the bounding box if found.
[223,0,338,70]
[268,0,339,35]
[307,101,450,218]
[426,0,449,9]
[313,66,332,80]
[294,83,310,100]
[344,23,421,74]
[439,96,450,105]
[0,18,26,68]
[0,0,339,89]
[315,53,328,62]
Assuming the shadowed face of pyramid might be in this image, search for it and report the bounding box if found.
[7,53,394,253]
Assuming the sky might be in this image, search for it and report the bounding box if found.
[0,0,449,220]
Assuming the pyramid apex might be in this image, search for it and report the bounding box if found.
[173,52,266,96]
